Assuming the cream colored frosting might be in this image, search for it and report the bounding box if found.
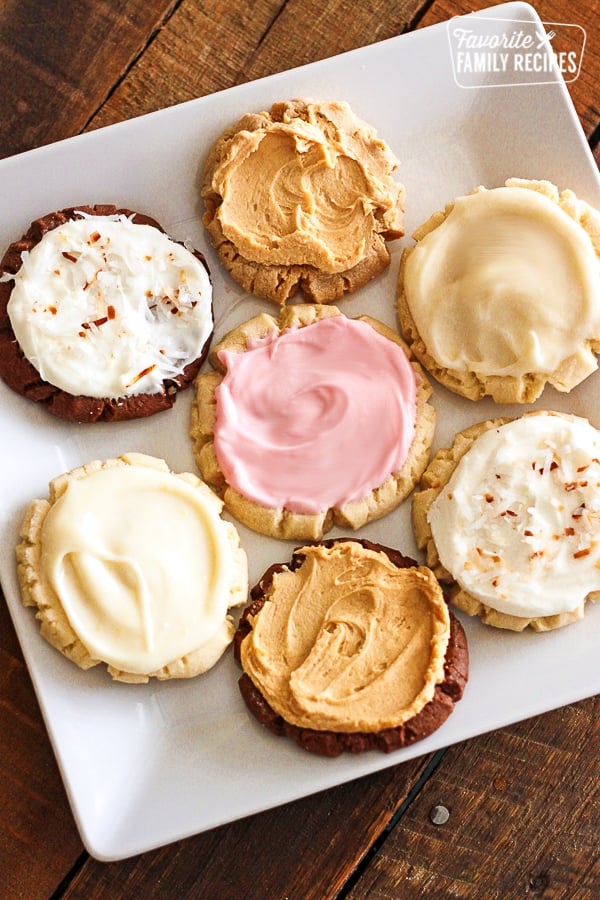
[7,215,213,398]
[404,186,600,387]
[213,315,417,514]
[240,542,450,732]
[428,414,600,618]
[40,461,241,674]
[209,100,403,273]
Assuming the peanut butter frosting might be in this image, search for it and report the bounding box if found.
[239,542,450,733]
[206,100,403,271]
[201,99,404,303]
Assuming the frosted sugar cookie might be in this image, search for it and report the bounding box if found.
[202,99,404,304]
[16,454,248,682]
[190,304,435,540]
[0,205,213,421]
[234,538,468,756]
[412,411,600,631]
[398,179,600,402]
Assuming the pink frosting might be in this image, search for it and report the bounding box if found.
[213,315,417,514]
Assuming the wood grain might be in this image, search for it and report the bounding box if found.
[86,0,427,133]
[87,0,287,130]
[0,598,82,900]
[347,697,599,898]
[0,0,179,158]
[234,0,426,82]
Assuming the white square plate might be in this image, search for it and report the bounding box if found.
[1,2,598,861]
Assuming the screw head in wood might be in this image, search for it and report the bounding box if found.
[429,804,450,825]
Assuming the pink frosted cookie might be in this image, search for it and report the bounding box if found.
[190,304,435,540]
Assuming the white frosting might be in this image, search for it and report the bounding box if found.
[7,215,213,398]
[404,187,600,387]
[40,463,238,674]
[428,415,600,618]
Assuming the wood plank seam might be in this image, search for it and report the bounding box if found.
[404,0,438,33]
[336,748,449,899]
[47,852,89,900]
[232,1,296,86]
[253,0,291,50]
[77,0,183,136]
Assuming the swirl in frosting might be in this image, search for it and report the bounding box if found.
[39,456,246,675]
[239,541,450,732]
[213,315,418,514]
[206,100,404,274]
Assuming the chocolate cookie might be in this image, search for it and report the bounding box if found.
[234,538,468,756]
[0,205,214,422]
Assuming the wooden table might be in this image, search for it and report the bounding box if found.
[1,1,598,897]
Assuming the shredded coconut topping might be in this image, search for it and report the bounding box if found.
[7,215,213,398]
[428,415,600,618]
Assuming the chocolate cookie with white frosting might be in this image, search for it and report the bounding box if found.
[0,205,214,421]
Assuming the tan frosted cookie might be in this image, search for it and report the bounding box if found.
[0,205,213,422]
[412,411,600,631]
[397,179,600,403]
[234,539,468,756]
[190,303,435,541]
[201,98,404,305]
[16,453,248,683]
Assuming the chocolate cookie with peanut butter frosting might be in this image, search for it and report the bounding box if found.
[234,539,468,756]
[201,99,404,305]
[0,205,213,422]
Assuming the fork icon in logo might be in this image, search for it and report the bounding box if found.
[536,27,556,48]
